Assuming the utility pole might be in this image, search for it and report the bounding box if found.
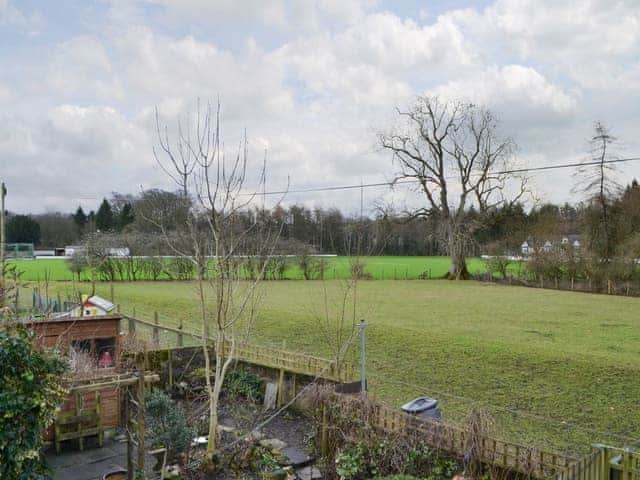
[0,182,6,292]
[359,320,367,398]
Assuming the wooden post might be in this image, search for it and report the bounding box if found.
[110,282,115,303]
[153,311,160,345]
[128,316,136,334]
[168,349,173,387]
[291,374,296,399]
[75,392,84,452]
[136,364,146,474]
[277,340,286,407]
[177,319,184,347]
[321,403,328,458]
[607,279,612,295]
[125,387,134,480]
[96,392,103,448]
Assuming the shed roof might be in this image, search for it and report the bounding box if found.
[86,295,115,312]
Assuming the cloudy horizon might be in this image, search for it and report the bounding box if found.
[1,0,640,216]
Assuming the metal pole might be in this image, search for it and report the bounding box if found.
[1,182,5,289]
[359,320,367,398]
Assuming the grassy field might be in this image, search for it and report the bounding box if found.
[46,279,640,456]
[10,256,491,281]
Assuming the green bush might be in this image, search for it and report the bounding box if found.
[374,476,422,480]
[145,389,196,464]
[334,439,459,480]
[0,326,68,479]
[223,367,264,402]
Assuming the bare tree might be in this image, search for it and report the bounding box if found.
[379,96,526,279]
[573,122,621,260]
[154,107,198,197]
[153,100,285,466]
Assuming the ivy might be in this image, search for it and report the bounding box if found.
[0,326,68,479]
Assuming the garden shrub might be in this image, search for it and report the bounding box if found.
[0,326,68,479]
[223,367,264,402]
[145,389,196,464]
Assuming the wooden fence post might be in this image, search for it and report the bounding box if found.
[128,316,135,334]
[125,386,133,480]
[277,340,286,407]
[321,403,328,458]
[136,367,146,475]
[177,319,184,347]
[153,311,160,345]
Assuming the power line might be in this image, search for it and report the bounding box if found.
[67,155,640,202]
[249,156,640,197]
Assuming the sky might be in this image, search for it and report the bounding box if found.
[1,0,639,215]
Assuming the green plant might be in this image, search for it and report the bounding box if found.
[145,389,196,464]
[374,476,422,480]
[405,444,434,476]
[223,367,264,402]
[427,457,458,480]
[0,326,68,479]
[335,443,367,479]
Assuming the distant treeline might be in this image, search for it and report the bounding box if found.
[6,179,640,259]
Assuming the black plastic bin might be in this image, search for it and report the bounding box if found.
[401,397,441,420]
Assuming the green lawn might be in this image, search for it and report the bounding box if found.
[10,256,491,281]
[45,279,640,456]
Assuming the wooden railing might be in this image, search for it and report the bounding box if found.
[120,314,356,382]
[324,393,577,479]
[557,446,640,480]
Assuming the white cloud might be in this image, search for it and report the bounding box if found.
[0,82,12,102]
[149,0,377,30]
[114,27,294,121]
[0,0,42,34]
[47,36,123,101]
[3,1,640,213]
[430,65,578,123]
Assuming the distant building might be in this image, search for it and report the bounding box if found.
[64,245,130,257]
[521,235,582,257]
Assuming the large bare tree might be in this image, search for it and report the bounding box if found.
[379,96,526,279]
[153,100,284,466]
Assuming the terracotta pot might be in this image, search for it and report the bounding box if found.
[103,470,127,480]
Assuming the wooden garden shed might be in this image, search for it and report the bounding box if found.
[25,315,124,444]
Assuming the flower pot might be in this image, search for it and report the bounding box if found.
[103,470,127,480]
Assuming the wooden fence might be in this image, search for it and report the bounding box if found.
[557,446,640,480]
[323,393,578,479]
[119,314,356,383]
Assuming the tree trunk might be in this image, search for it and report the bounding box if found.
[446,232,470,280]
